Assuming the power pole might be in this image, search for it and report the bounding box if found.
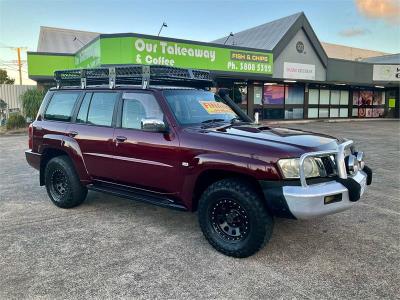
[0,44,28,85]
[17,47,22,85]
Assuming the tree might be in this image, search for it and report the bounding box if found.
[0,69,15,84]
[0,99,7,125]
[21,89,44,120]
[0,99,6,113]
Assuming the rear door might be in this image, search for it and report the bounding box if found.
[68,91,119,181]
[112,91,182,194]
[34,91,82,152]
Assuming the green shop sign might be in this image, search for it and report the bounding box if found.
[27,53,75,77]
[28,34,273,78]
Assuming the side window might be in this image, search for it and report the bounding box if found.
[121,93,164,130]
[44,92,80,121]
[87,92,118,126]
[76,93,92,123]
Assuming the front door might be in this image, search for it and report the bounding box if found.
[112,91,181,195]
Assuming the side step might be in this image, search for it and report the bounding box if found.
[87,181,187,211]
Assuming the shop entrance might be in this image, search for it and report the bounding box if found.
[262,83,305,120]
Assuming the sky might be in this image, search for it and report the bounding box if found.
[0,0,399,84]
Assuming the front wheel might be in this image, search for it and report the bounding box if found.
[198,178,274,258]
[44,155,87,208]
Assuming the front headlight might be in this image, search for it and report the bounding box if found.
[278,157,326,179]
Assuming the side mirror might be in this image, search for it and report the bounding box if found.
[141,118,168,132]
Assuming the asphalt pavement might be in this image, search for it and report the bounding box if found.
[0,120,399,299]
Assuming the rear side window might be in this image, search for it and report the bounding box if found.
[87,92,118,126]
[44,92,80,121]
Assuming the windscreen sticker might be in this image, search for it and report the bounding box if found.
[199,101,235,115]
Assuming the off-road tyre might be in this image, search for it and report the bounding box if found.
[198,178,274,258]
[44,155,87,208]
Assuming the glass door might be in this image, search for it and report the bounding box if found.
[284,84,304,119]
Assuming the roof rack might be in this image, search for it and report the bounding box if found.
[54,65,213,89]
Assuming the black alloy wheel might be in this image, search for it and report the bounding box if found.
[44,156,87,208]
[198,178,274,258]
[49,169,69,200]
[210,198,250,241]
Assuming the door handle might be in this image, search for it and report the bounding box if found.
[68,131,78,137]
[115,136,127,143]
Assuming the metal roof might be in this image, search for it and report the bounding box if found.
[361,53,400,64]
[212,12,328,66]
[37,26,99,53]
[212,12,302,50]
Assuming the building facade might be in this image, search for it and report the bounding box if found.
[27,12,400,120]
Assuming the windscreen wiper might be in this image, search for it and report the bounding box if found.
[201,118,226,124]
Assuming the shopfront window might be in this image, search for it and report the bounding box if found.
[330,108,339,118]
[307,86,349,119]
[262,84,304,120]
[285,108,303,119]
[285,85,304,119]
[264,108,284,119]
[308,107,318,118]
[264,85,285,105]
[340,108,348,117]
[254,86,263,105]
[340,90,349,105]
[239,82,389,121]
[285,85,304,105]
[263,84,284,120]
[330,90,340,105]
[352,90,385,118]
[319,108,329,118]
[309,89,319,105]
[319,89,330,105]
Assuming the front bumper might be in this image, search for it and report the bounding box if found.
[260,167,372,220]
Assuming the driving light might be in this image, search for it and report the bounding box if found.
[278,157,326,179]
[346,154,359,175]
[355,151,365,170]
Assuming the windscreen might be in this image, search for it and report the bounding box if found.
[163,90,239,125]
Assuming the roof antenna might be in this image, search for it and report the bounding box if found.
[223,32,234,45]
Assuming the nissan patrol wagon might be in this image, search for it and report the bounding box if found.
[26,65,372,257]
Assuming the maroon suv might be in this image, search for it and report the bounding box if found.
[26,66,372,257]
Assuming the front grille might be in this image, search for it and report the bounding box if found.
[298,140,353,187]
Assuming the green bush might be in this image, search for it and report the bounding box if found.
[6,113,26,130]
[21,89,44,120]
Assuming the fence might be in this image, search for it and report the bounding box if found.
[0,84,35,117]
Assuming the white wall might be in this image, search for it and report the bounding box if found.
[0,84,33,115]
[273,29,326,81]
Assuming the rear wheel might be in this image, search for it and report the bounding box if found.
[44,155,87,208]
[198,178,274,258]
